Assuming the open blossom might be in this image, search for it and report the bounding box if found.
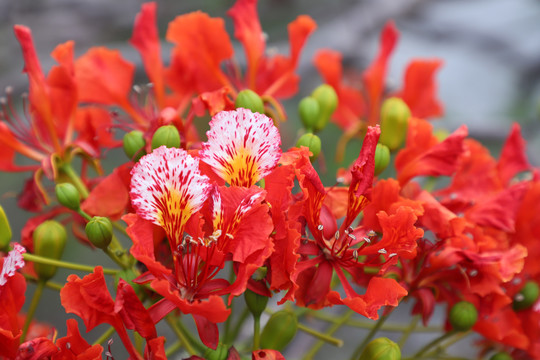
[200,108,282,187]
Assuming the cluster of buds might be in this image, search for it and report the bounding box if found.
[0,1,539,360]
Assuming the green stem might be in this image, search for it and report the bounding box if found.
[309,309,440,332]
[21,280,45,342]
[422,331,470,359]
[398,314,420,347]
[165,340,182,357]
[253,315,261,351]
[134,331,143,356]
[104,245,130,270]
[77,209,92,221]
[410,330,457,358]
[166,315,200,356]
[23,274,63,291]
[297,323,343,347]
[60,163,89,198]
[23,253,119,275]
[349,312,391,360]
[303,309,353,360]
[92,326,116,346]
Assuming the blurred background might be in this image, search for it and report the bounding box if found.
[1,0,540,358]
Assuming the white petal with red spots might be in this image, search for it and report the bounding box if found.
[130,146,211,244]
[200,108,281,187]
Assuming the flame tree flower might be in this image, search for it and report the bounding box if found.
[1,26,116,210]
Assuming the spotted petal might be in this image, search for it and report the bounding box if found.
[200,108,281,187]
[130,146,211,246]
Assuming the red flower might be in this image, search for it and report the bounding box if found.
[61,267,159,360]
[313,21,444,153]
[0,245,27,358]
[1,27,112,209]
[273,127,414,318]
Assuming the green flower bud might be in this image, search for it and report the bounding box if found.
[244,289,269,318]
[449,301,478,331]
[33,220,67,281]
[379,97,411,151]
[489,352,513,360]
[374,143,391,176]
[296,133,322,161]
[123,130,146,162]
[85,216,113,249]
[235,89,265,114]
[151,125,180,150]
[260,310,298,351]
[358,337,401,360]
[513,281,540,311]
[0,204,12,251]
[55,183,81,210]
[204,343,231,360]
[298,96,320,131]
[311,84,338,132]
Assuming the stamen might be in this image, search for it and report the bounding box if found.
[334,231,340,240]
[366,230,377,237]
[317,224,324,231]
[469,269,478,277]
[347,233,356,241]
[378,248,387,254]
[363,237,371,244]
[388,253,397,258]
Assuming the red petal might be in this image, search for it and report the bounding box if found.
[60,267,116,331]
[362,21,399,125]
[397,59,444,119]
[75,47,137,118]
[82,165,131,220]
[193,314,219,350]
[166,12,233,93]
[0,271,25,358]
[497,123,530,187]
[227,0,265,88]
[116,280,157,340]
[252,349,286,360]
[55,319,103,359]
[396,118,468,185]
[328,277,407,319]
[130,2,165,107]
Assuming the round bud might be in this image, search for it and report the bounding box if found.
[260,310,298,351]
[296,133,322,161]
[379,97,411,151]
[235,89,265,114]
[55,183,81,210]
[204,343,229,360]
[311,84,338,132]
[33,220,67,281]
[513,281,540,311]
[358,337,402,360]
[151,125,181,150]
[449,301,478,331]
[85,216,113,250]
[374,143,391,176]
[489,352,513,360]
[244,289,269,318]
[0,204,12,251]
[123,130,146,162]
[298,96,320,131]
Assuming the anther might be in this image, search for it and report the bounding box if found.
[367,230,377,237]
[317,224,324,231]
[378,248,387,254]
[363,237,371,243]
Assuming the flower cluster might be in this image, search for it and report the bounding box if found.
[0,1,538,360]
